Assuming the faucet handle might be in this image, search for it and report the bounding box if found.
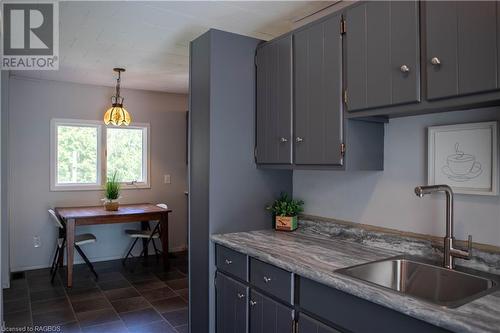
[451,235,473,260]
[465,235,473,258]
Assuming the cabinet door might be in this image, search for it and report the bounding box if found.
[426,1,498,100]
[255,36,293,164]
[216,272,248,333]
[294,15,343,166]
[249,290,294,333]
[298,314,342,333]
[345,1,420,111]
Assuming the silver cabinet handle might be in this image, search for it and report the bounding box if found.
[224,259,232,265]
[279,137,288,143]
[237,293,245,299]
[431,57,441,66]
[250,300,257,307]
[263,276,272,283]
[296,137,304,143]
[400,65,410,73]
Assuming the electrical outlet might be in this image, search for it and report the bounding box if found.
[164,174,171,184]
[33,236,41,248]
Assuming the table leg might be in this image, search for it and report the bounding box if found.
[160,214,169,269]
[141,221,149,264]
[66,219,75,288]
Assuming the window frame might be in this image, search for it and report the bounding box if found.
[105,123,150,190]
[50,119,103,191]
[50,119,150,191]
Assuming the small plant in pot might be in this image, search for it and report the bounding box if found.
[266,193,304,232]
[103,172,121,211]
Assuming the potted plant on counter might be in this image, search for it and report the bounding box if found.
[103,172,121,211]
[266,193,304,231]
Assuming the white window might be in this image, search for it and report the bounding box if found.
[106,126,149,185]
[50,119,150,191]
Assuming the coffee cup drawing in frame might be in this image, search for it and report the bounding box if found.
[428,121,498,196]
[442,143,483,182]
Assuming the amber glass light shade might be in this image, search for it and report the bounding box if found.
[105,68,131,126]
[104,105,131,126]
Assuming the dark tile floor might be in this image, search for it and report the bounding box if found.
[3,253,189,332]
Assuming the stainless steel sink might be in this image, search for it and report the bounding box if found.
[336,256,499,308]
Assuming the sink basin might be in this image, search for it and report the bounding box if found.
[336,256,499,308]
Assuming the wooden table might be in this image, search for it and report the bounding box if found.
[55,203,172,287]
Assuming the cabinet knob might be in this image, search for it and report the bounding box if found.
[296,137,304,143]
[250,300,257,307]
[237,293,245,299]
[263,276,272,283]
[431,57,441,66]
[224,259,232,265]
[400,65,410,73]
[279,137,288,143]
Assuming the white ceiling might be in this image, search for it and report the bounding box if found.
[13,1,336,93]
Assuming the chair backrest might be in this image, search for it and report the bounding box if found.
[156,203,168,210]
[48,209,64,229]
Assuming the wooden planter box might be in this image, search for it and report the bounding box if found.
[275,216,298,231]
[104,201,119,211]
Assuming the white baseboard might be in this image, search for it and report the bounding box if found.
[10,244,188,273]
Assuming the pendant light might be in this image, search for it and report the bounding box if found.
[104,68,131,126]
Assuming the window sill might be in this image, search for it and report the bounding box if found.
[50,183,151,191]
[50,184,104,192]
[121,183,151,190]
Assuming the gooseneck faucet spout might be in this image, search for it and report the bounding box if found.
[414,185,472,269]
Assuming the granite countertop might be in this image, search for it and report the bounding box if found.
[211,226,500,333]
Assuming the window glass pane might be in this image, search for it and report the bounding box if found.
[107,128,144,182]
[57,125,98,184]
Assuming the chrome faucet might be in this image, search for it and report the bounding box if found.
[414,185,472,269]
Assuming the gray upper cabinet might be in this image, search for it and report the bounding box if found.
[255,36,293,164]
[294,14,343,165]
[345,1,420,111]
[425,1,498,100]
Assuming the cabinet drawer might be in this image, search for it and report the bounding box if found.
[216,245,248,281]
[250,258,293,304]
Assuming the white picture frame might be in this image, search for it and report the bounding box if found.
[428,121,498,196]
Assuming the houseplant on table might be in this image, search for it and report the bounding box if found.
[103,171,121,211]
[266,193,304,231]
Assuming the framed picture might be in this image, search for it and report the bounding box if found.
[428,121,498,196]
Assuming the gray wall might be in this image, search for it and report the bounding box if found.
[2,72,9,289]
[0,71,6,318]
[189,29,293,333]
[8,76,188,272]
[294,107,500,246]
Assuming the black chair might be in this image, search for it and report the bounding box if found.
[48,209,98,282]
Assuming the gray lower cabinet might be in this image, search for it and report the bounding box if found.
[215,246,450,333]
[255,35,293,165]
[299,277,450,333]
[294,14,343,165]
[425,1,499,100]
[216,272,248,333]
[298,314,341,333]
[249,290,294,333]
[345,1,420,111]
